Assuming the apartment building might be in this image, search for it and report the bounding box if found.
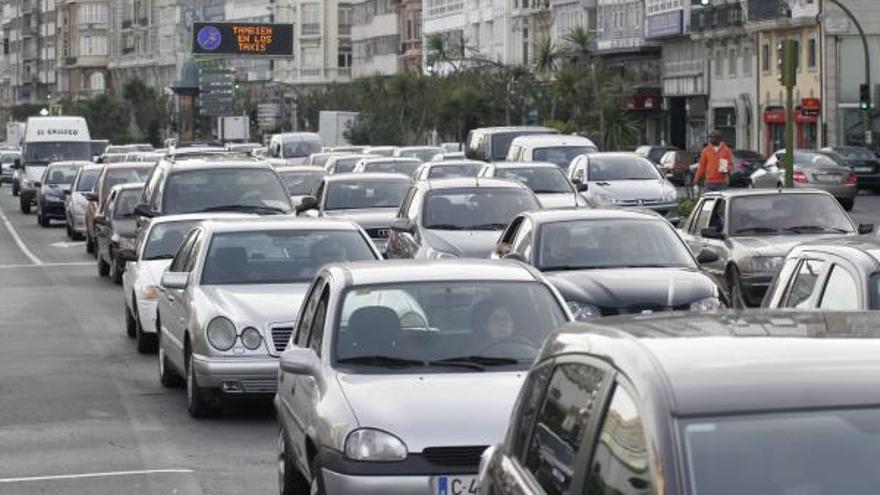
[56,0,111,99]
[550,0,595,47]
[0,0,57,107]
[351,0,399,77]
[399,0,421,71]
[275,0,352,86]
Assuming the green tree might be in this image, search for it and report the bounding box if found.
[122,79,170,147]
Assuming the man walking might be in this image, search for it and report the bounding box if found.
[695,130,733,192]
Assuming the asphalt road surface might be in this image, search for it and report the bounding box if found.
[0,188,275,495]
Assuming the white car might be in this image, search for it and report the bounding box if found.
[478,161,587,209]
[121,213,253,353]
[505,134,598,171]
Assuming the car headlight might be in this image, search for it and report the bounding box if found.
[240,327,263,350]
[690,297,724,312]
[566,300,600,321]
[344,429,408,462]
[749,256,784,273]
[427,248,458,259]
[206,316,236,351]
[591,192,620,205]
[661,188,678,202]
[141,285,159,301]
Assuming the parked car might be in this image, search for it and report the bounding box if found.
[494,208,723,318]
[679,189,868,307]
[296,173,412,252]
[730,149,766,187]
[274,166,327,208]
[95,183,144,283]
[385,177,541,259]
[412,160,485,181]
[751,149,857,210]
[821,145,880,191]
[352,157,422,176]
[266,132,323,166]
[35,161,85,227]
[634,144,678,164]
[762,236,880,310]
[324,154,373,175]
[0,149,20,186]
[478,162,585,209]
[568,152,680,224]
[85,163,154,255]
[466,126,558,162]
[657,149,699,185]
[156,218,381,417]
[394,146,445,163]
[64,163,101,239]
[121,213,254,353]
[479,310,880,495]
[276,259,572,495]
[505,135,598,171]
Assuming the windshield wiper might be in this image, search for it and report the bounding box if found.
[542,265,593,271]
[783,225,849,234]
[430,355,522,370]
[425,223,466,230]
[200,204,288,215]
[469,223,507,230]
[532,189,569,194]
[735,226,779,234]
[336,355,424,368]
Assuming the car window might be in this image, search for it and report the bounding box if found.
[570,157,586,182]
[142,220,198,260]
[102,190,116,216]
[692,199,716,234]
[324,179,410,210]
[523,363,606,495]
[533,146,596,170]
[422,188,540,231]
[729,194,854,236]
[163,168,292,214]
[75,168,100,192]
[512,218,534,258]
[308,288,330,354]
[510,362,555,459]
[784,259,825,308]
[763,257,800,307]
[496,167,573,194]
[169,230,199,272]
[818,265,860,310]
[294,279,324,348]
[709,199,725,231]
[397,187,416,218]
[113,189,141,219]
[587,384,654,494]
[182,231,203,273]
[588,156,660,181]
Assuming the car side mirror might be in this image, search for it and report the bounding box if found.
[859,223,875,234]
[280,347,322,380]
[134,203,153,217]
[118,248,137,262]
[390,218,414,233]
[576,182,588,192]
[502,252,527,263]
[700,226,725,240]
[160,272,189,290]
[295,196,318,214]
[696,247,720,264]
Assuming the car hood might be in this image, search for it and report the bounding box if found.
[337,371,525,452]
[546,267,718,308]
[323,208,397,230]
[24,166,46,182]
[201,284,309,328]
[424,229,500,258]
[589,180,670,201]
[536,193,580,209]
[730,233,851,257]
[41,184,69,196]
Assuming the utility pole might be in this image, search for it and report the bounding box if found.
[826,0,872,145]
[779,39,797,188]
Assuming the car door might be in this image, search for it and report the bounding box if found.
[97,190,117,261]
[815,258,864,310]
[779,258,827,309]
[159,229,200,369]
[682,198,715,253]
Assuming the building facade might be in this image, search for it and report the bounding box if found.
[275,0,352,86]
[399,0,422,71]
[549,0,595,47]
[351,0,399,77]
[0,0,58,108]
[57,0,111,99]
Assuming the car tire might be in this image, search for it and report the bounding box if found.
[66,222,73,239]
[278,429,308,495]
[97,253,110,277]
[12,181,18,196]
[726,266,748,309]
[110,254,123,285]
[134,301,157,354]
[157,329,184,388]
[309,453,327,495]
[125,305,137,338]
[20,198,30,214]
[839,198,854,212]
[186,351,219,418]
[38,211,49,227]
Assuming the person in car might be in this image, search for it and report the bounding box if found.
[471,299,537,357]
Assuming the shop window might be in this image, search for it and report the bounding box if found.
[761,43,770,73]
[807,38,817,70]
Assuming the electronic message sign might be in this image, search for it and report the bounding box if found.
[192,22,294,56]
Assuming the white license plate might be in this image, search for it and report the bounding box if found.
[816,174,840,182]
[432,475,479,495]
[856,167,873,173]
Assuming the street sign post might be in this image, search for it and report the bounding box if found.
[192,22,294,57]
[779,39,797,188]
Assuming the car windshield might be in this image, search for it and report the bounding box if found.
[102,154,129,163]
[682,408,880,495]
[75,169,100,191]
[398,147,443,162]
[310,154,333,167]
[279,170,325,196]
[45,164,82,185]
[836,147,876,160]
[423,187,540,230]
[648,147,674,163]
[799,152,843,168]
[533,146,595,169]
[496,167,572,194]
[163,168,292,214]
[330,156,366,174]
[588,156,661,181]
[363,160,421,175]
[491,132,549,161]
[427,164,482,179]
[142,220,199,260]
[201,230,375,285]
[539,219,695,270]
[282,140,322,158]
[24,142,93,164]
[729,194,854,235]
[334,281,567,372]
[0,152,20,163]
[103,167,152,198]
[113,189,142,219]
[324,179,410,210]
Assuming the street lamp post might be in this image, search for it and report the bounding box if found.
[825,0,872,145]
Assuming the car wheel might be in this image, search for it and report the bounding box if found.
[726,266,748,309]
[20,198,30,214]
[309,453,327,495]
[157,330,184,388]
[186,351,219,418]
[86,234,95,254]
[135,303,157,354]
[839,197,854,212]
[278,429,308,495]
[97,253,110,277]
[12,182,18,196]
[110,254,123,285]
[125,305,137,338]
[38,211,49,227]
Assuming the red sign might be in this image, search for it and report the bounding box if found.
[763,109,786,124]
[801,97,821,110]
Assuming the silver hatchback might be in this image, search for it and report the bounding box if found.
[276,260,571,495]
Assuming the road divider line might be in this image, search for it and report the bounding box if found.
[0,468,195,483]
[0,205,43,266]
[0,262,93,269]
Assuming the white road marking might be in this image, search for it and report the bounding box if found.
[0,205,43,265]
[0,262,93,269]
[0,468,195,484]
[50,241,85,248]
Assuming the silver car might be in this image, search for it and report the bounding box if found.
[750,149,858,211]
[352,157,422,176]
[478,161,586,209]
[64,163,101,239]
[276,260,572,495]
[155,217,382,417]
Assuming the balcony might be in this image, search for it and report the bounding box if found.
[691,2,743,33]
[747,0,788,22]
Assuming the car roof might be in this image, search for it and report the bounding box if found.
[423,177,528,190]
[203,217,362,234]
[521,207,662,224]
[273,132,321,140]
[326,259,543,286]
[790,236,880,266]
[472,126,557,133]
[701,188,836,199]
[146,212,256,227]
[324,172,411,182]
[48,160,93,167]
[397,145,443,150]
[103,162,154,170]
[327,154,372,163]
[509,135,596,147]
[109,182,145,192]
[490,161,560,170]
[549,311,880,415]
[360,157,420,163]
[274,166,327,173]
[588,151,644,159]
[162,158,270,171]
[423,160,483,167]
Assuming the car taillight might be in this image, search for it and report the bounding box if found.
[846,172,858,185]
[793,170,809,184]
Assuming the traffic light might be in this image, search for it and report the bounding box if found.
[860,83,871,111]
[777,40,797,88]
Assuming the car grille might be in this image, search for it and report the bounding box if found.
[600,304,689,316]
[617,198,664,206]
[365,227,390,239]
[240,379,278,394]
[422,446,488,467]
[271,326,295,353]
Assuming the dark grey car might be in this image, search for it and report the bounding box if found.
[95,183,144,284]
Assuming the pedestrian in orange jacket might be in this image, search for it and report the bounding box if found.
[695,130,733,192]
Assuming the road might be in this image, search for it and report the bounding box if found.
[0,189,275,495]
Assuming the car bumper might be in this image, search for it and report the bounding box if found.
[70,212,86,233]
[739,273,774,307]
[40,200,66,218]
[323,470,435,495]
[191,353,278,395]
[135,299,158,334]
[797,183,857,199]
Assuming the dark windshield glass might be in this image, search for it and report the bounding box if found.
[533,146,594,169]
[496,167,572,193]
[539,219,695,270]
[427,164,481,179]
[113,189,142,219]
[103,166,151,199]
[648,147,674,163]
[588,156,660,181]
[280,171,325,195]
[201,230,375,285]
[683,409,880,495]
[335,281,567,371]
[364,160,420,175]
[836,147,876,160]
[0,152,20,163]
[729,194,854,235]
[491,132,547,161]
[163,168,292,214]
[325,180,409,210]
[423,187,539,230]
[799,152,844,168]
[76,169,100,191]
[398,148,443,162]
[24,142,92,164]
[282,140,322,158]
[45,164,82,185]
[331,156,366,174]
[142,220,199,260]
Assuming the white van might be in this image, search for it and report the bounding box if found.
[505,134,598,172]
[267,132,323,166]
[16,117,91,213]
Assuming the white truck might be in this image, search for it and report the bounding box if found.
[318,111,358,147]
[217,116,250,143]
[6,122,25,147]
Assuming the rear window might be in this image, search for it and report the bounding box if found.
[163,168,292,214]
